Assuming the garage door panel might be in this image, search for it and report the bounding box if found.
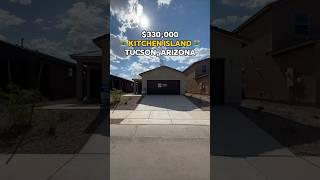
[147,80,180,94]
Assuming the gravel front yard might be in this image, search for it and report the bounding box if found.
[0,109,100,154]
[184,94,210,111]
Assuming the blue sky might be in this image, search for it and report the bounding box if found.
[110,0,210,80]
[0,0,275,80]
[212,0,276,31]
[0,0,107,62]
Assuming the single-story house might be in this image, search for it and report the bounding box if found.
[110,75,134,93]
[138,65,187,95]
[70,34,133,103]
[0,39,76,100]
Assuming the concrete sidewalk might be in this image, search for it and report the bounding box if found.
[212,106,320,180]
[113,95,210,126]
[110,124,210,180]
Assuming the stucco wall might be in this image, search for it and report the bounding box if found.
[273,43,320,104]
[184,59,210,95]
[212,30,244,105]
[141,66,187,94]
[272,0,320,51]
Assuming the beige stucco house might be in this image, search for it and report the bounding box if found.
[213,0,320,106]
[139,66,187,95]
[183,58,210,95]
[211,26,249,105]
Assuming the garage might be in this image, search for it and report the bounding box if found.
[139,66,187,95]
[147,80,180,94]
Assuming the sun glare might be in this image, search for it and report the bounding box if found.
[139,15,150,29]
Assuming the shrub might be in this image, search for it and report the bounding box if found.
[0,85,43,138]
[110,88,122,106]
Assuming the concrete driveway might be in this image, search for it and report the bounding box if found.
[117,95,210,125]
[110,96,210,179]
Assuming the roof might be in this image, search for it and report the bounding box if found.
[0,39,76,64]
[183,58,210,73]
[269,40,319,56]
[233,1,280,33]
[70,50,102,59]
[211,26,250,43]
[110,74,133,82]
[93,34,108,48]
[139,65,183,76]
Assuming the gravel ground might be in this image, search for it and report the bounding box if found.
[111,95,143,111]
[239,107,320,156]
[0,109,100,154]
[185,94,210,111]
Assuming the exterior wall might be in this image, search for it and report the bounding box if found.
[110,75,133,93]
[240,35,289,102]
[273,43,320,104]
[212,30,244,105]
[233,0,320,105]
[40,60,76,100]
[184,74,210,95]
[0,42,76,100]
[141,67,187,94]
[184,59,210,95]
[272,0,320,51]
[236,9,273,41]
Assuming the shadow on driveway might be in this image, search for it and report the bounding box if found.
[136,95,200,111]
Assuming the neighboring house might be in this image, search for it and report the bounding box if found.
[71,34,133,103]
[213,0,320,106]
[0,39,76,100]
[183,58,210,95]
[110,75,134,93]
[139,66,187,95]
[70,50,104,102]
[211,26,249,105]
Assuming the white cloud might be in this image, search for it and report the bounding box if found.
[222,0,275,9]
[111,0,145,36]
[130,62,149,77]
[34,18,44,24]
[176,65,187,71]
[212,16,249,29]
[56,2,107,52]
[0,34,6,40]
[111,64,118,74]
[157,0,172,7]
[42,26,50,30]
[110,33,130,61]
[116,73,132,80]
[9,0,32,5]
[164,47,210,65]
[111,65,118,70]
[93,0,110,6]
[137,54,160,64]
[0,9,25,30]
[28,38,73,62]
[128,62,157,79]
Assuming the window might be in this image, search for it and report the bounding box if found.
[201,65,207,73]
[68,68,73,77]
[295,13,309,36]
